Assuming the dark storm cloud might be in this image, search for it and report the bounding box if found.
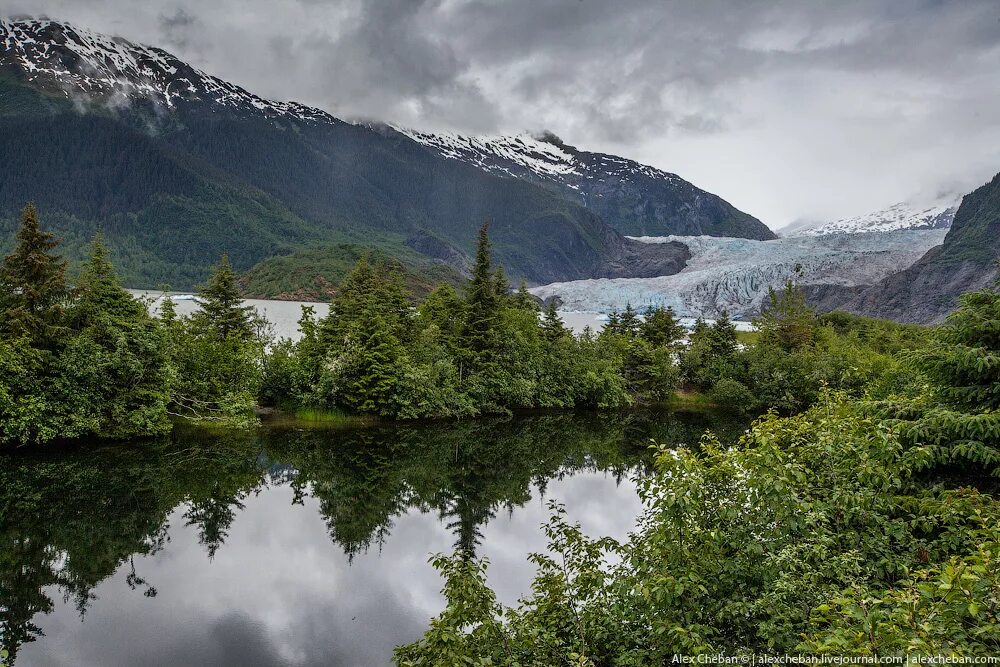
[2,0,999,225]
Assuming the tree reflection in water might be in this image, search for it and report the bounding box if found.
[0,408,745,663]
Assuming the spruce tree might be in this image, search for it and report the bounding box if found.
[512,281,539,312]
[493,265,511,304]
[708,311,739,358]
[463,223,499,356]
[641,306,685,349]
[196,255,254,341]
[0,203,68,347]
[60,235,171,439]
[917,287,1000,412]
[70,234,139,325]
[754,279,817,352]
[541,302,568,342]
[618,303,641,337]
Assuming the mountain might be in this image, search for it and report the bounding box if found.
[0,18,755,290]
[399,129,775,241]
[808,174,1000,323]
[782,199,959,237]
[529,229,945,318]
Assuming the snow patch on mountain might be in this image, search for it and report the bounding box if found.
[397,127,683,189]
[530,229,947,318]
[0,17,337,123]
[786,199,959,237]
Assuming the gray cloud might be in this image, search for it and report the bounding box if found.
[1,0,999,226]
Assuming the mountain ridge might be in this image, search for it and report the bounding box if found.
[783,199,959,238]
[807,173,1000,323]
[0,17,768,291]
[398,127,776,241]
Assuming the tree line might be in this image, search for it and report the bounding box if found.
[0,203,927,446]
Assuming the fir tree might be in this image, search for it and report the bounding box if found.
[463,223,499,356]
[0,203,68,347]
[641,306,685,349]
[512,281,539,312]
[541,302,568,342]
[708,311,739,358]
[618,303,642,337]
[195,255,254,341]
[754,279,817,352]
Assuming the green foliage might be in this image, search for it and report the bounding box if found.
[239,242,466,301]
[875,285,1000,473]
[755,278,818,352]
[0,211,173,444]
[0,203,67,347]
[399,394,1000,662]
[193,254,255,341]
[57,236,171,439]
[149,255,271,429]
[266,227,679,419]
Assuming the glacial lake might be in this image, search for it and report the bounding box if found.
[0,409,747,666]
[128,290,611,339]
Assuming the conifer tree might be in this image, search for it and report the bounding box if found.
[70,235,138,325]
[709,311,739,358]
[463,223,499,356]
[0,203,68,347]
[196,255,254,341]
[617,303,642,337]
[512,281,538,312]
[541,302,568,342]
[493,265,511,304]
[641,306,685,349]
[754,279,817,352]
[916,286,1000,412]
[60,235,171,439]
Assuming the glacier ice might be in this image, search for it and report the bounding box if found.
[530,229,948,318]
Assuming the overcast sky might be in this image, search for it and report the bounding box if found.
[4,0,1000,229]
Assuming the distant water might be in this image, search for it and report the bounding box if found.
[129,291,608,339]
[130,290,331,341]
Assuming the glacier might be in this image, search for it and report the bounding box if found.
[529,229,947,318]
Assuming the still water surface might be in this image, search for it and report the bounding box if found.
[1,409,745,666]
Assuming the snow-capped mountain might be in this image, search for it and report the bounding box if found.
[784,199,959,237]
[397,128,776,241]
[0,17,705,288]
[530,229,947,318]
[0,17,336,123]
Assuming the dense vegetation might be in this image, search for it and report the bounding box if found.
[6,202,1000,659]
[238,242,466,301]
[0,205,931,444]
[397,282,1000,662]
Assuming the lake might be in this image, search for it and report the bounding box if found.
[0,409,746,666]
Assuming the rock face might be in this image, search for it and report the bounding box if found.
[810,173,1000,323]
[0,18,730,289]
[396,129,775,241]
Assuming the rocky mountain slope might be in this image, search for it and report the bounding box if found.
[808,174,1000,323]
[0,18,758,289]
[530,229,945,318]
[399,129,775,241]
